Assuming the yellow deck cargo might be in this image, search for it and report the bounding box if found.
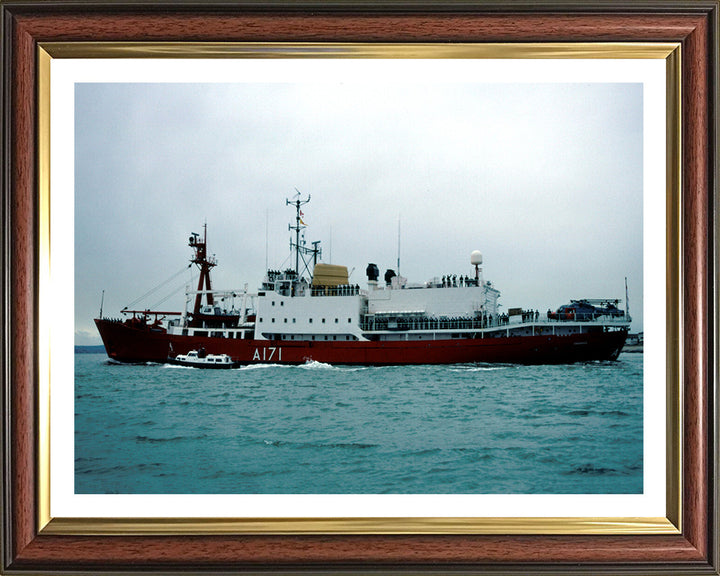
[312,263,350,286]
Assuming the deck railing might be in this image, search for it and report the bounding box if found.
[310,285,361,297]
[360,312,630,332]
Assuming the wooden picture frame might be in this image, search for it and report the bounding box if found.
[2,1,717,573]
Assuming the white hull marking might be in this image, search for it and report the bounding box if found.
[253,347,282,361]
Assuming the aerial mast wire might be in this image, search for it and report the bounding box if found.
[122,264,192,312]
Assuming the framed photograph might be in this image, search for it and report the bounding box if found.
[2,1,717,574]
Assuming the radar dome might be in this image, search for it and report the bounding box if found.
[470,250,483,265]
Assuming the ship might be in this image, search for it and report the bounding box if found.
[169,349,240,369]
[95,195,630,365]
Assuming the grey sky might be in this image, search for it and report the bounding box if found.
[75,81,643,344]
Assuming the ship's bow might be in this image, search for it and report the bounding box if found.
[95,318,169,363]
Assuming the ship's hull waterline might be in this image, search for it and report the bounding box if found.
[95,318,627,365]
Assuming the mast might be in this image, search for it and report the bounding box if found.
[625,277,630,319]
[287,191,311,277]
[189,223,217,316]
[397,214,401,277]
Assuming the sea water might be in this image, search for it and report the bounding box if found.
[75,353,643,494]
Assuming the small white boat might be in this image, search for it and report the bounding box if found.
[169,348,239,369]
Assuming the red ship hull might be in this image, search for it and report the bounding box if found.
[95,318,627,365]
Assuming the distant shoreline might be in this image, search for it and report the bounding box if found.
[75,345,105,354]
[622,346,643,353]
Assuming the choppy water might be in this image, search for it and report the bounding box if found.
[75,353,643,494]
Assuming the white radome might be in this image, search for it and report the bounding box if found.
[470,250,483,266]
